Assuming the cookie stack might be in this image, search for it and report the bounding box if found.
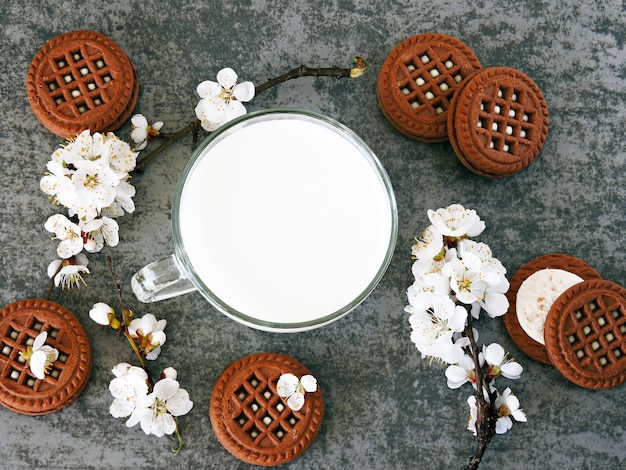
[26,30,138,139]
[504,254,626,389]
[378,33,549,178]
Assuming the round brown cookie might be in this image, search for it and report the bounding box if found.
[0,299,92,415]
[544,279,626,389]
[377,33,482,142]
[448,66,549,177]
[210,352,323,466]
[504,254,602,364]
[26,30,138,139]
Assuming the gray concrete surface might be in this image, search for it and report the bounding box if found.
[1,0,625,469]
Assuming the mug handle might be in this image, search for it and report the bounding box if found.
[131,254,197,302]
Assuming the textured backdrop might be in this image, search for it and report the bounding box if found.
[1,1,625,469]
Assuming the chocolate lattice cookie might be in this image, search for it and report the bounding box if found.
[26,30,138,138]
[448,66,549,177]
[545,279,626,389]
[210,352,323,466]
[377,33,482,142]
[0,299,92,415]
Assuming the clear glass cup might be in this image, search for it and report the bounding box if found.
[131,108,398,332]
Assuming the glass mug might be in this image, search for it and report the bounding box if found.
[131,109,398,332]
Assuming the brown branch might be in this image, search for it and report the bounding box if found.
[106,257,125,314]
[45,262,64,300]
[135,120,201,172]
[106,257,153,387]
[254,56,368,94]
[464,312,497,470]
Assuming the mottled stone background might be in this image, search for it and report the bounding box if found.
[1,0,625,469]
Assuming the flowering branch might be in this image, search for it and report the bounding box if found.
[41,131,139,290]
[134,57,368,171]
[405,204,526,470]
[105,257,149,372]
[89,258,193,453]
[464,313,497,470]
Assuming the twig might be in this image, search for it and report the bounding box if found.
[106,257,152,385]
[254,56,369,94]
[464,313,497,470]
[136,120,201,172]
[106,257,125,314]
[45,262,64,300]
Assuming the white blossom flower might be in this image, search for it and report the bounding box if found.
[276,373,317,411]
[407,205,524,447]
[442,251,488,306]
[445,353,482,389]
[40,160,76,208]
[20,332,59,380]
[467,395,479,435]
[195,67,255,131]
[130,114,163,150]
[111,362,133,378]
[80,216,119,252]
[427,204,485,239]
[457,239,510,317]
[47,253,90,289]
[477,288,509,318]
[406,274,438,313]
[418,265,452,298]
[126,378,193,437]
[411,225,444,261]
[102,131,138,175]
[494,387,527,434]
[484,343,523,380]
[109,364,149,418]
[72,158,119,213]
[52,129,105,164]
[44,214,84,259]
[405,257,449,312]
[408,296,467,364]
[41,130,137,222]
[102,179,136,218]
[128,314,167,360]
[89,302,114,326]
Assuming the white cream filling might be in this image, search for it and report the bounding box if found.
[516,268,583,344]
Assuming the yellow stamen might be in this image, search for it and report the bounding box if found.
[84,174,99,188]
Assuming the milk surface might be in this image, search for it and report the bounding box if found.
[178,116,394,325]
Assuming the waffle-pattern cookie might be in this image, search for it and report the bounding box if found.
[26,30,138,139]
[210,352,323,466]
[377,33,482,142]
[448,67,549,177]
[544,279,626,389]
[0,299,92,415]
[504,254,602,364]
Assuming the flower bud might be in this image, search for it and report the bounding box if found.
[161,367,177,380]
[89,302,114,326]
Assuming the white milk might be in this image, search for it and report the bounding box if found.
[178,116,394,325]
